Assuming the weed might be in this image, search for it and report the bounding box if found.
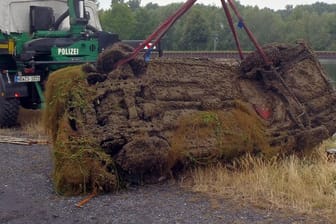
[189,143,336,220]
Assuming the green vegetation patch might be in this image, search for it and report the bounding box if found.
[169,101,278,168]
[44,65,118,195]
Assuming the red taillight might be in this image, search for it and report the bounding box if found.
[14,92,20,98]
[24,68,34,74]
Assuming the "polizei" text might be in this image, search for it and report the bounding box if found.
[57,48,79,55]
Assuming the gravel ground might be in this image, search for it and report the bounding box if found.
[0,143,329,224]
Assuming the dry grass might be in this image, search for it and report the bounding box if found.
[0,108,46,139]
[189,140,336,220]
[18,108,46,138]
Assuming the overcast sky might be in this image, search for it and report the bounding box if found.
[98,0,336,10]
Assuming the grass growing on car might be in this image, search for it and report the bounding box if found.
[169,101,277,169]
[44,65,119,195]
[52,114,118,195]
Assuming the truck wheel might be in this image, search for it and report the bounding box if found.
[0,98,20,127]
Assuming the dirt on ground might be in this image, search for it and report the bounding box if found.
[44,41,336,195]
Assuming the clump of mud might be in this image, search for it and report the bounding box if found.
[45,42,336,195]
[96,42,147,76]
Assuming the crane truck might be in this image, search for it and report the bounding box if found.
[0,0,133,127]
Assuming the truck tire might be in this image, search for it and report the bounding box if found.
[0,98,20,127]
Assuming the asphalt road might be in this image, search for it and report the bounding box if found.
[0,143,328,224]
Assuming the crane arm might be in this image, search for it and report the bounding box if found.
[68,0,88,34]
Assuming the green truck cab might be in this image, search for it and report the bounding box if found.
[0,0,120,126]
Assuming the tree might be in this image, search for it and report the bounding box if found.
[98,2,336,51]
[111,0,124,7]
[180,8,210,50]
[100,3,136,39]
[128,0,141,11]
[132,8,157,39]
[144,2,159,10]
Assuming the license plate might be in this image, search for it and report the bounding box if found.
[14,75,41,83]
